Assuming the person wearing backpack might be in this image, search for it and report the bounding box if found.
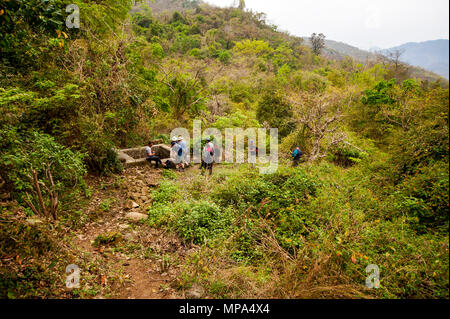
[291,146,303,167]
[176,136,188,172]
[201,137,214,176]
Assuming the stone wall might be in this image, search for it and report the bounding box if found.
[116,144,172,168]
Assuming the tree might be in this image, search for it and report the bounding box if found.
[238,0,246,10]
[387,49,404,72]
[158,62,219,122]
[375,49,411,82]
[290,92,345,162]
[385,49,411,81]
[257,90,295,138]
[310,33,326,56]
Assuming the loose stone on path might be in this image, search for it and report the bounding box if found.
[126,212,148,222]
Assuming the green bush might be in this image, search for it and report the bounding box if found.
[147,181,179,227]
[151,180,178,204]
[0,129,86,199]
[162,169,177,180]
[175,201,233,245]
[230,219,265,263]
[393,161,449,232]
[213,167,319,215]
[256,90,295,138]
[148,202,175,227]
[328,143,368,167]
[213,50,232,64]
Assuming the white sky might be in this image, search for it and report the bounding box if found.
[204,0,449,50]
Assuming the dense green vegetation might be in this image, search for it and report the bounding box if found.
[0,0,448,299]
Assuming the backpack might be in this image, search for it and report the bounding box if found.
[205,143,214,156]
[165,160,176,169]
[206,147,214,156]
[292,149,302,159]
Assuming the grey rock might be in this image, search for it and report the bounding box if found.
[125,212,147,222]
[118,224,131,230]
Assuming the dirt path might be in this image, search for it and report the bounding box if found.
[72,167,192,299]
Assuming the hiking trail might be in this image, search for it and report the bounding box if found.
[72,166,200,299]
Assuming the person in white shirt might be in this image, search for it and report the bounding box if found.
[145,141,162,168]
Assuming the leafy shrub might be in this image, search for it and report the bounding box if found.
[230,219,265,263]
[151,180,178,204]
[175,201,233,244]
[296,71,329,93]
[256,90,295,138]
[162,169,177,180]
[361,79,396,105]
[174,34,202,53]
[328,143,368,167]
[213,110,260,130]
[393,161,449,232]
[233,40,273,57]
[213,167,319,217]
[147,180,179,226]
[213,50,232,64]
[0,129,86,199]
[148,203,175,227]
[152,43,165,58]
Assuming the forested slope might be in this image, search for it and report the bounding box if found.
[0,0,448,299]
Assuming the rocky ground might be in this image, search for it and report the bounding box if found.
[0,163,213,299]
[70,166,202,299]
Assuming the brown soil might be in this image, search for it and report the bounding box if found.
[71,166,193,299]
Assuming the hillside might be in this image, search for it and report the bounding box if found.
[143,0,448,82]
[0,0,448,300]
[302,38,448,83]
[382,39,449,79]
[306,38,376,61]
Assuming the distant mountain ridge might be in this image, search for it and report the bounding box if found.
[382,40,449,79]
[304,37,448,82]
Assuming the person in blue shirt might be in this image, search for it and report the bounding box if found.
[291,146,303,167]
[177,136,188,172]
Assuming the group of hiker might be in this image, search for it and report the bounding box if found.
[144,136,217,175]
[145,137,304,174]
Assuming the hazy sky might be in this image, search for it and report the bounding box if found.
[204,0,449,50]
